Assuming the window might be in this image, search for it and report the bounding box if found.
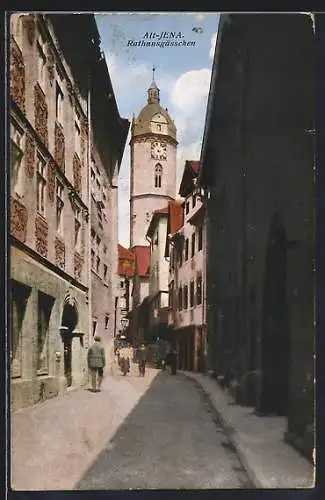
[37,292,54,374]
[75,109,81,158]
[74,205,81,251]
[198,225,203,251]
[154,164,162,188]
[91,249,95,269]
[157,123,161,131]
[183,285,188,310]
[120,280,124,289]
[197,275,202,305]
[55,82,64,125]
[154,231,159,246]
[185,238,189,261]
[179,242,183,266]
[192,194,196,208]
[105,315,109,329]
[56,179,64,234]
[11,120,24,197]
[190,281,195,308]
[103,264,108,281]
[191,232,195,257]
[178,287,183,311]
[37,33,46,91]
[95,235,101,273]
[146,212,150,222]
[11,281,30,378]
[37,154,46,216]
[186,201,190,215]
[92,319,97,337]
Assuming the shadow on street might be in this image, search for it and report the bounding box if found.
[76,371,243,490]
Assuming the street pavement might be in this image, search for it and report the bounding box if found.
[11,360,250,491]
[11,361,313,491]
[183,371,315,489]
[11,360,158,490]
[76,371,249,490]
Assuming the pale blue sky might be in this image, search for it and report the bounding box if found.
[95,12,220,247]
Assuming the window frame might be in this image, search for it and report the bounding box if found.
[56,178,64,235]
[11,120,25,198]
[36,153,47,217]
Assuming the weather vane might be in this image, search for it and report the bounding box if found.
[152,65,156,81]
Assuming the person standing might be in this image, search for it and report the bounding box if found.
[87,336,106,392]
[138,343,147,376]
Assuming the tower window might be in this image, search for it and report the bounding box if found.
[154,164,162,188]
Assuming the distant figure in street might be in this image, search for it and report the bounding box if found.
[165,348,177,375]
[87,336,106,392]
[138,343,147,376]
[118,342,133,374]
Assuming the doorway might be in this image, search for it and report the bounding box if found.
[61,300,78,387]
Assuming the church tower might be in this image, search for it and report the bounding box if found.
[130,70,177,247]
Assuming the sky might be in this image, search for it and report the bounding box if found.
[95,12,220,248]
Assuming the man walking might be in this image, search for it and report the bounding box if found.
[87,336,106,392]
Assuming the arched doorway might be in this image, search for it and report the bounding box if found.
[258,211,291,415]
[60,297,79,387]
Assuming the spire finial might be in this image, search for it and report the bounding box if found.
[152,65,156,82]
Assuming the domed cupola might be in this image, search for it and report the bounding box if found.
[132,67,177,142]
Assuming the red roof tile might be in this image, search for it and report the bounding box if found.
[118,244,136,277]
[133,245,151,277]
[179,160,200,197]
[169,200,184,235]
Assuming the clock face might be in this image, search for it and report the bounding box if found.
[151,141,167,160]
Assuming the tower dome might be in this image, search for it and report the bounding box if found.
[131,68,177,141]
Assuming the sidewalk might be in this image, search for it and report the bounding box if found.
[182,371,315,489]
[11,361,159,491]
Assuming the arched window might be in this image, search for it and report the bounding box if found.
[155,164,162,188]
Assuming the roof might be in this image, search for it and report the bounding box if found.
[178,160,200,197]
[146,206,169,239]
[132,103,176,140]
[118,244,136,277]
[132,246,151,278]
[169,200,184,235]
[164,200,184,257]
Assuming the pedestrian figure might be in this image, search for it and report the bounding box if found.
[119,341,133,375]
[87,336,106,392]
[138,343,147,377]
[169,348,177,375]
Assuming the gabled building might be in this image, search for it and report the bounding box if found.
[127,245,150,345]
[165,161,207,371]
[146,206,169,342]
[117,244,136,336]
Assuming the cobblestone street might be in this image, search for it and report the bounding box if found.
[76,371,250,490]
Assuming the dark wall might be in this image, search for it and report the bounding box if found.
[204,14,315,460]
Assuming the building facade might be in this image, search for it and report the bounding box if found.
[89,54,129,357]
[199,13,315,460]
[9,13,129,410]
[166,162,207,372]
[117,244,136,336]
[146,207,169,342]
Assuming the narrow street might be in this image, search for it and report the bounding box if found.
[76,370,251,490]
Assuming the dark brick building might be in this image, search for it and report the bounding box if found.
[200,14,315,461]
